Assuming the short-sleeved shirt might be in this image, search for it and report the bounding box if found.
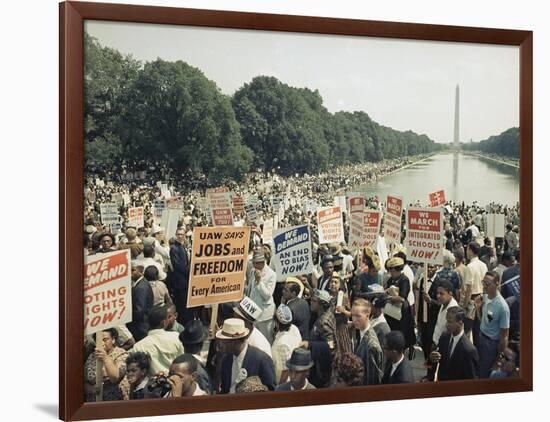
[480,293,510,340]
[464,257,487,295]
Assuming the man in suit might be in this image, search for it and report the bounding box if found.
[282,278,310,340]
[217,318,276,393]
[382,330,414,384]
[169,227,192,324]
[127,261,154,342]
[429,306,479,381]
[351,298,383,385]
[275,348,316,391]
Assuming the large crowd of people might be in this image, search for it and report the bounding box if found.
[83,158,521,401]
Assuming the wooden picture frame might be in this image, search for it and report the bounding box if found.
[60,1,533,420]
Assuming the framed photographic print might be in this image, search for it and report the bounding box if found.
[60,1,532,420]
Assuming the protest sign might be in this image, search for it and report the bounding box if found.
[383,195,403,245]
[161,208,181,238]
[348,196,366,250]
[187,226,251,307]
[333,196,347,213]
[232,195,245,214]
[262,218,274,243]
[304,199,318,215]
[486,214,505,238]
[84,250,132,335]
[160,183,170,198]
[364,210,382,248]
[272,224,313,278]
[429,190,446,207]
[207,187,233,226]
[112,193,124,206]
[405,207,444,265]
[166,196,183,210]
[100,203,120,226]
[122,194,131,206]
[244,202,258,223]
[128,206,144,229]
[153,200,165,225]
[317,206,345,244]
[272,196,284,213]
[212,208,234,226]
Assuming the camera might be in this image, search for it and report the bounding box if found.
[147,375,172,397]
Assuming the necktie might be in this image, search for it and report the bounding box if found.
[355,329,361,352]
[449,336,455,357]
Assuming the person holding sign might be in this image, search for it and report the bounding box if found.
[384,257,416,355]
[84,328,129,402]
[247,251,277,344]
[328,273,352,355]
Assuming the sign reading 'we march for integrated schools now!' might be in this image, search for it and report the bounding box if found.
[271,224,313,279]
[405,207,444,265]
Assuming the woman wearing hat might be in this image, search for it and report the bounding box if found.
[384,257,416,354]
[357,247,382,294]
[328,272,352,355]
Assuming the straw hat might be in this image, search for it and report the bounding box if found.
[215,318,250,340]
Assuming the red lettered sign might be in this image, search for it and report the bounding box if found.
[429,190,446,207]
[405,207,444,264]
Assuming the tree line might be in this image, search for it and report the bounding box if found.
[84,33,442,182]
[461,127,519,159]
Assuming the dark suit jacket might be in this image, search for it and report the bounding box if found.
[436,331,479,381]
[127,277,154,342]
[352,327,383,385]
[169,242,189,289]
[382,357,415,384]
[220,345,276,393]
[287,297,311,340]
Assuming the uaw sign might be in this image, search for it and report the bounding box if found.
[317,206,345,244]
[348,196,366,250]
[429,190,446,207]
[84,250,132,335]
[188,226,250,307]
[384,195,403,245]
[207,187,233,226]
[272,224,313,278]
[405,207,444,265]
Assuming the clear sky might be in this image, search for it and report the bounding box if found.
[85,20,519,144]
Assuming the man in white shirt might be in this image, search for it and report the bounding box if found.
[271,305,302,384]
[462,241,487,342]
[246,251,277,344]
[431,280,458,346]
[131,305,184,375]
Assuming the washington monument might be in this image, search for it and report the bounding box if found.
[453,84,460,146]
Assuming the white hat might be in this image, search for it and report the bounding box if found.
[233,296,263,322]
[215,318,250,340]
[152,225,164,235]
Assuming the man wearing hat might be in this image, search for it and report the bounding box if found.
[118,227,143,259]
[246,250,277,344]
[282,277,311,341]
[178,320,212,394]
[217,318,276,393]
[271,305,302,384]
[275,349,316,391]
[152,225,171,264]
[233,297,273,357]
